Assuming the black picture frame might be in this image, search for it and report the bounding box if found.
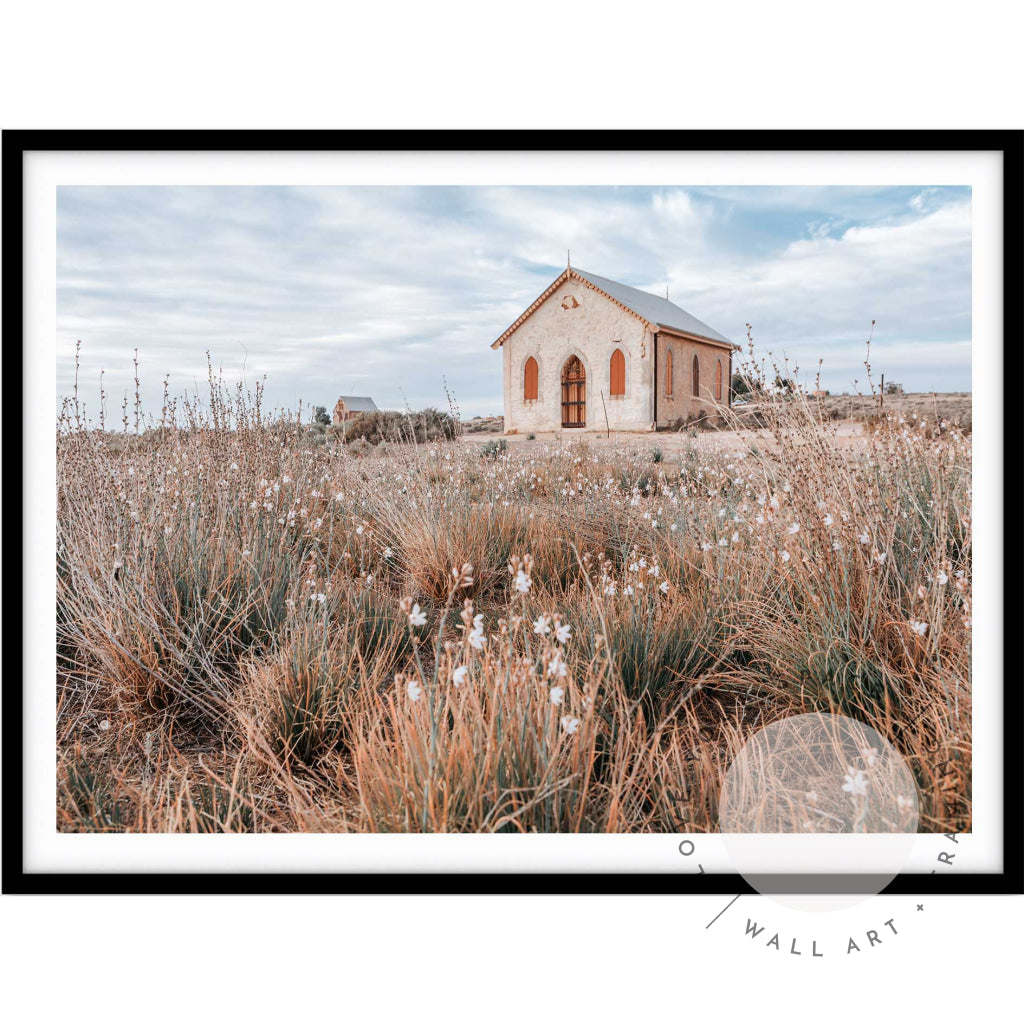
[4,128,1020,896]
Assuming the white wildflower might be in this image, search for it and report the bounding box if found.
[547,652,568,679]
[469,614,487,650]
[841,769,868,797]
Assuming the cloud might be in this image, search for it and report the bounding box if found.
[909,187,941,213]
[57,184,971,421]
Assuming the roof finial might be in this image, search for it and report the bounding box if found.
[567,249,571,269]
[665,284,669,300]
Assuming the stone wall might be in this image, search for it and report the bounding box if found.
[654,333,732,427]
[501,280,655,433]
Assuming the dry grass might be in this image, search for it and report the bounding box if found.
[733,392,972,435]
[56,364,972,834]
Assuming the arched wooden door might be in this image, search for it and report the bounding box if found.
[561,355,586,427]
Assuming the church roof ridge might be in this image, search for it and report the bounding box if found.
[490,267,736,349]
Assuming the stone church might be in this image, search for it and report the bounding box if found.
[492,266,737,433]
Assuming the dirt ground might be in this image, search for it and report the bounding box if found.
[460,393,970,454]
[459,423,868,454]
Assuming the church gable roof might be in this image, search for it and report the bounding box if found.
[490,267,735,349]
[571,269,734,347]
[336,395,378,412]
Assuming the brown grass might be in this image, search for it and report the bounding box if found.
[55,363,972,834]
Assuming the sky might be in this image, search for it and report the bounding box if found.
[56,184,972,420]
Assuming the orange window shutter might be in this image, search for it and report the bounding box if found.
[610,349,625,396]
[524,357,538,400]
[665,348,673,395]
[715,360,723,401]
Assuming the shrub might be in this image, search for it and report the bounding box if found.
[343,408,457,446]
[480,438,508,460]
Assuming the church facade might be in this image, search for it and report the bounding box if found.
[492,267,737,433]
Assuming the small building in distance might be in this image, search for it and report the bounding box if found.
[333,395,379,424]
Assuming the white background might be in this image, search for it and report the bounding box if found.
[3,1,1020,1020]
[20,147,1004,880]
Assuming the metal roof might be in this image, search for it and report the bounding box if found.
[572,268,734,346]
[337,396,379,412]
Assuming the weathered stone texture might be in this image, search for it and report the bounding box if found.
[501,278,731,433]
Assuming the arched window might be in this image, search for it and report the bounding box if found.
[692,355,700,397]
[664,347,674,396]
[610,349,625,396]
[714,359,723,401]
[524,356,538,401]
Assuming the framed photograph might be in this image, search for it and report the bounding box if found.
[5,130,1019,894]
